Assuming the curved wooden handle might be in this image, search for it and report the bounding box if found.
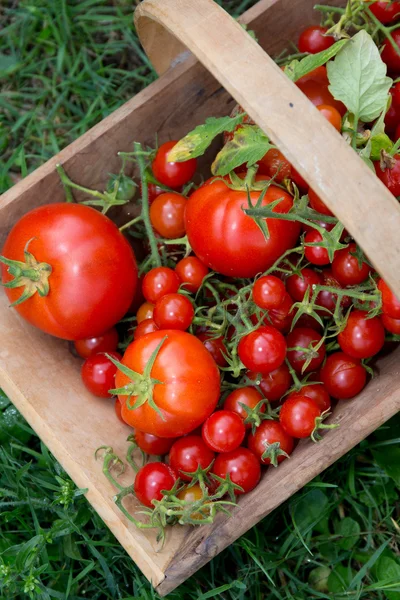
[135,0,400,296]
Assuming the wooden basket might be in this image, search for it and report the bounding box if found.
[0,0,399,595]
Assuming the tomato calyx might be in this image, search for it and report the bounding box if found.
[210,472,244,501]
[238,398,280,433]
[0,245,52,307]
[287,335,326,374]
[261,440,290,467]
[311,409,338,443]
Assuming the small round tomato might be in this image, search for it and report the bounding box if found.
[392,81,400,108]
[212,447,261,494]
[202,410,246,453]
[247,362,292,402]
[147,182,165,204]
[152,141,197,189]
[295,65,329,87]
[317,104,342,131]
[197,332,228,367]
[374,154,400,196]
[223,387,264,428]
[298,25,335,54]
[74,327,119,359]
[308,187,333,216]
[142,267,181,304]
[136,302,155,323]
[177,483,203,503]
[381,313,400,334]
[378,278,400,318]
[252,275,286,309]
[381,29,400,74]
[280,394,321,438]
[169,435,215,481]
[320,351,367,399]
[291,383,331,412]
[258,148,291,182]
[370,1,400,23]
[338,310,385,359]
[238,325,287,374]
[296,79,346,116]
[316,269,351,314]
[286,268,322,302]
[134,462,178,508]
[149,192,187,239]
[153,293,194,330]
[304,230,330,266]
[248,421,294,465]
[134,318,159,339]
[134,430,176,455]
[81,351,121,398]
[268,292,294,332]
[331,243,371,287]
[286,327,326,373]
[291,166,308,191]
[175,256,209,293]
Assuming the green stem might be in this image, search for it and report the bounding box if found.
[365,6,400,57]
[119,215,143,232]
[56,164,108,201]
[314,4,346,14]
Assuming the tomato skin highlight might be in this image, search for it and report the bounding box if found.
[298,25,335,54]
[142,267,180,304]
[149,192,187,239]
[1,204,137,340]
[223,387,264,428]
[175,256,209,293]
[212,448,261,494]
[81,351,121,398]
[238,325,287,374]
[169,435,215,481]
[136,302,155,323]
[152,141,197,189]
[247,362,292,402]
[248,421,294,465]
[134,462,178,508]
[338,310,385,359]
[331,243,371,287]
[280,394,321,438]
[252,275,286,310]
[74,327,119,359]
[286,327,326,373]
[379,278,400,318]
[134,431,176,455]
[320,352,367,399]
[202,410,246,453]
[153,293,194,330]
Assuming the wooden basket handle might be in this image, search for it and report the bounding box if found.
[135,0,400,296]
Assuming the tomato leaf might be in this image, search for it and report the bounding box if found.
[327,30,392,122]
[335,517,360,550]
[212,125,272,176]
[284,39,348,82]
[372,446,400,487]
[167,114,245,162]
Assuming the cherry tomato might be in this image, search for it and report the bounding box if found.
[370,1,400,23]
[74,327,119,359]
[331,243,371,287]
[134,430,176,455]
[280,394,321,438]
[316,269,351,314]
[286,327,326,373]
[378,278,400,318]
[238,325,287,374]
[308,187,333,216]
[212,448,261,494]
[247,362,292,402]
[177,483,203,503]
[290,383,331,412]
[115,399,124,423]
[374,154,400,196]
[298,25,335,54]
[81,351,121,398]
[117,330,220,437]
[149,192,187,239]
[338,310,385,359]
[385,86,400,134]
[296,79,346,116]
[134,318,159,339]
[396,123,400,141]
[320,351,367,399]
[252,275,286,309]
[134,462,178,508]
[317,104,342,131]
[223,387,264,428]
[291,166,308,191]
[258,149,292,182]
[202,410,246,453]
[152,141,197,189]
[1,204,137,340]
[142,267,180,304]
[147,182,165,204]
[153,293,194,330]
[381,29,400,74]
[185,178,300,278]
[287,268,322,302]
[304,230,330,266]
[392,81,400,108]
[268,292,294,332]
[169,435,215,481]
[248,421,294,465]
[175,256,209,293]
[381,313,400,334]
[295,65,329,87]
[136,302,155,323]
[197,332,228,367]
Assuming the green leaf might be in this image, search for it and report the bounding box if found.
[328,564,356,593]
[0,389,10,410]
[0,53,22,78]
[335,517,360,550]
[285,39,348,82]
[374,556,400,600]
[212,125,271,176]
[168,114,245,162]
[372,447,400,487]
[308,566,331,593]
[327,30,392,122]
[291,489,329,534]
[63,535,83,561]
[370,133,393,161]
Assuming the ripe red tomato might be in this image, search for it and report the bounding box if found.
[153,293,194,330]
[81,351,121,398]
[149,192,187,239]
[134,462,178,508]
[290,383,331,412]
[1,204,137,340]
[117,330,220,437]
[338,310,385,359]
[169,435,215,481]
[134,430,176,455]
[378,278,400,318]
[286,268,322,302]
[331,243,371,287]
[381,30,400,74]
[248,421,294,465]
[74,327,119,359]
[370,1,400,23]
[212,448,261,494]
[147,182,165,204]
[258,149,292,182]
[223,387,264,428]
[304,230,330,266]
[152,141,197,189]
[268,292,294,332]
[247,362,292,402]
[197,332,228,367]
[136,302,155,323]
[175,256,209,293]
[381,313,400,334]
[374,155,400,196]
[320,352,367,399]
[252,275,286,309]
[142,267,180,304]
[298,25,335,54]
[317,104,342,131]
[295,65,329,87]
[291,166,308,191]
[384,86,400,133]
[296,79,346,116]
[392,81,400,108]
[286,327,326,373]
[238,325,287,374]
[280,394,321,438]
[316,269,351,314]
[134,318,159,339]
[308,187,333,216]
[185,178,300,278]
[202,410,246,453]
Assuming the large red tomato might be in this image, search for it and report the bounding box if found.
[116,330,220,437]
[1,204,137,340]
[185,179,300,277]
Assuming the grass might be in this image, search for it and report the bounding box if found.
[0,0,399,598]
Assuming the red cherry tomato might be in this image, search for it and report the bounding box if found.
[134,462,178,508]
[142,267,180,304]
[175,256,209,293]
[392,82,400,108]
[268,292,294,332]
[223,387,264,428]
[287,268,322,302]
[202,410,246,453]
[81,351,121,398]
[374,154,400,196]
[147,182,165,204]
[317,104,342,131]
[385,86,400,134]
[295,65,329,87]
[136,302,155,323]
[149,192,187,239]
[74,327,119,359]
[134,431,176,455]
[153,293,194,330]
[291,166,308,191]
[338,310,385,359]
[258,148,292,182]
[370,1,400,23]
[286,327,326,373]
[197,332,228,367]
[298,25,335,54]
[331,243,371,287]
[378,278,400,318]
[290,383,331,412]
[212,448,261,494]
[247,362,292,402]
[308,187,334,216]
[169,435,215,481]
[381,313,400,334]
[248,421,294,465]
[252,275,286,309]
[381,29,400,74]
[280,394,321,438]
[134,318,159,339]
[296,79,346,116]
[320,352,367,399]
[304,230,330,266]
[316,269,351,314]
[152,141,197,189]
[238,325,287,374]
